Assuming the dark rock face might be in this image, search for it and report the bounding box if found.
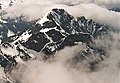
[46,29,64,42]
[0,8,111,82]
[21,32,50,52]
[47,9,74,34]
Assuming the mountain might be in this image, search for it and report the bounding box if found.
[0,8,111,83]
[17,9,110,55]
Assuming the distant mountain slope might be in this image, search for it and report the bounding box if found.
[0,17,33,43]
[110,7,120,12]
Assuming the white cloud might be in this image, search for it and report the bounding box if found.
[2,0,120,28]
[66,3,120,28]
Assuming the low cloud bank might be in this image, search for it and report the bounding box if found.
[2,0,120,28]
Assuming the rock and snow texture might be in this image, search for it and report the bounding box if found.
[0,8,115,83]
[0,8,110,68]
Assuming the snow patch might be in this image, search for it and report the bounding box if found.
[36,13,49,26]
[1,46,18,57]
[40,27,57,33]
[13,30,32,43]
[7,30,15,37]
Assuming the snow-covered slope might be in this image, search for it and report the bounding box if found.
[0,0,33,44]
